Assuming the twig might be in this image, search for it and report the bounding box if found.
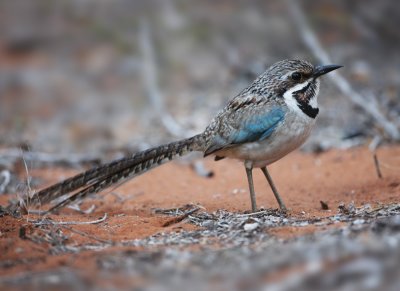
[61,225,113,245]
[18,149,35,216]
[368,135,382,152]
[287,0,400,141]
[373,154,383,179]
[139,19,192,138]
[0,170,11,193]
[29,213,108,225]
[153,204,203,215]
[236,210,268,217]
[369,136,383,179]
[162,206,201,227]
[67,204,96,214]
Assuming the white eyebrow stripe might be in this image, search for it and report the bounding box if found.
[283,80,311,97]
[280,71,293,80]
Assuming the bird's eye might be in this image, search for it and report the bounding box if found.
[291,72,302,81]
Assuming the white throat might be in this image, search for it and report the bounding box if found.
[282,79,320,116]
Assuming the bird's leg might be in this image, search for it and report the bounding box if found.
[245,163,257,212]
[260,166,287,211]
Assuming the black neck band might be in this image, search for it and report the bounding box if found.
[297,101,319,118]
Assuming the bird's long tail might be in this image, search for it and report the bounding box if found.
[34,134,205,212]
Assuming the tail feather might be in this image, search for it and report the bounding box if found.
[35,134,205,211]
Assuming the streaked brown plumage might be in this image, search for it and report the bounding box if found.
[34,59,341,212]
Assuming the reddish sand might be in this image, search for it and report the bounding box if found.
[0,145,399,278]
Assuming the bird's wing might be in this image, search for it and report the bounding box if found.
[204,94,285,156]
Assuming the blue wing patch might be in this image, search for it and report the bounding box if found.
[205,107,285,156]
[231,108,284,143]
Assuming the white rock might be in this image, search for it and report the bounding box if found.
[244,222,259,232]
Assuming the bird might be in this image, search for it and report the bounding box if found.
[34,59,342,213]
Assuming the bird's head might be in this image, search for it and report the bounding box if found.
[251,59,342,118]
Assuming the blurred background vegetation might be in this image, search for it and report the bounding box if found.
[0,0,399,155]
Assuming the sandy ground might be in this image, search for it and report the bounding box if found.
[0,145,399,290]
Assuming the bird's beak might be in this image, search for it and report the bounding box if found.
[313,64,343,78]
